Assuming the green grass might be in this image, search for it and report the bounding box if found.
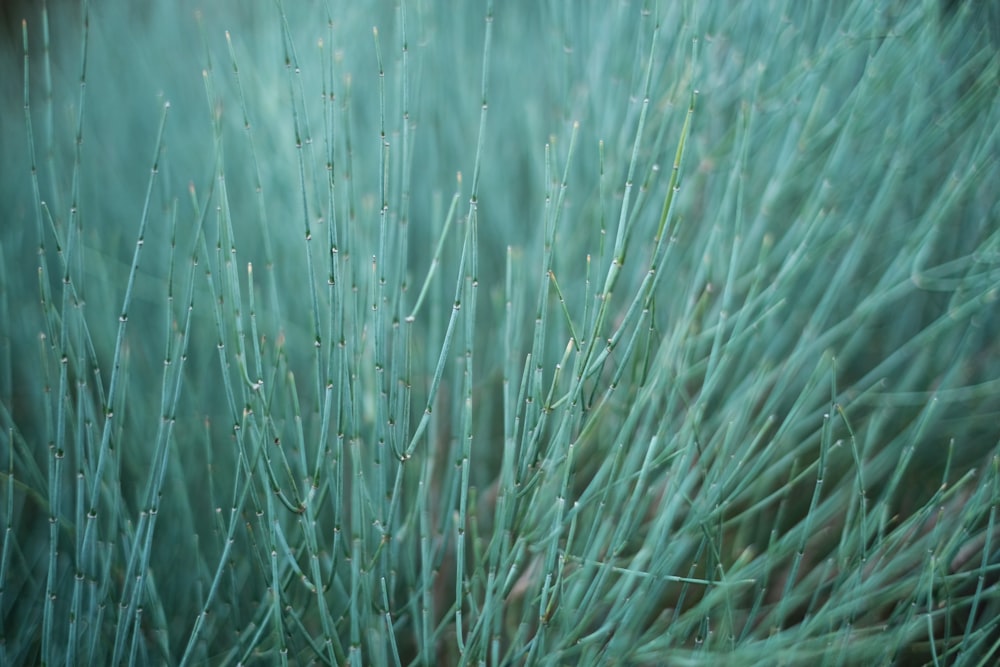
[1,0,999,665]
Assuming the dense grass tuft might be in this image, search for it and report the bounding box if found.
[2,1,999,665]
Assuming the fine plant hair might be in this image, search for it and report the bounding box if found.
[1,1,999,665]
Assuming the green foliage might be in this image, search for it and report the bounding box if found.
[2,0,999,665]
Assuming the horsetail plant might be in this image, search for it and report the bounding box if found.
[1,0,999,665]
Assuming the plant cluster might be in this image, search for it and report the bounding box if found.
[1,1,999,665]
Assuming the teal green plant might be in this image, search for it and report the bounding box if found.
[1,0,999,665]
